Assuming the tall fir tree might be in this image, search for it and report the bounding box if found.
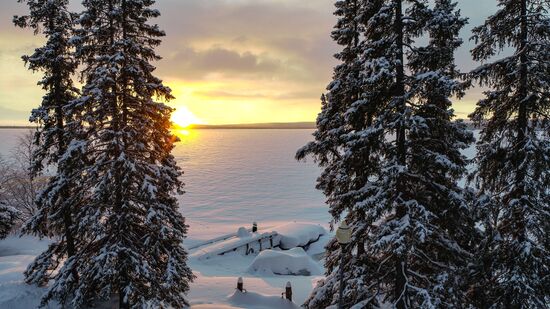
[298,0,380,307]
[13,0,84,293]
[468,1,550,307]
[403,0,477,306]
[42,0,194,307]
[301,1,475,307]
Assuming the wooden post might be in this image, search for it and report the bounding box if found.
[285,281,292,302]
[252,222,258,233]
[237,277,244,292]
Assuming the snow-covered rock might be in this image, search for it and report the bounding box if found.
[247,248,323,276]
[305,234,332,258]
[275,222,326,249]
[229,290,299,309]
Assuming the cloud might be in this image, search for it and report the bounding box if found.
[157,0,334,43]
[159,46,285,80]
[152,0,338,89]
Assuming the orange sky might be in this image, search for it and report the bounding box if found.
[0,0,495,126]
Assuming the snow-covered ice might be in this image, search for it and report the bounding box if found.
[0,129,332,308]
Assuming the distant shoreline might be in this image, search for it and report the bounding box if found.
[1,120,480,130]
[0,126,36,129]
[0,123,318,130]
[187,122,316,130]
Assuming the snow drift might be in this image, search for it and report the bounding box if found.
[247,248,323,276]
[276,222,326,249]
[228,290,300,309]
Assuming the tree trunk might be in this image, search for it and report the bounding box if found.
[394,1,407,308]
[49,9,78,281]
[107,1,130,308]
[513,0,528,243]
[394,0,406,166]
[504,4,528,309]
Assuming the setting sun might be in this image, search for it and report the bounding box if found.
[171,106,204,128]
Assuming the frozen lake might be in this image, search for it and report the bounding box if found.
[0,127,478,245]
[0,128,329,244]
[173,129,329,243]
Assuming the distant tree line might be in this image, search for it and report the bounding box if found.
[300,0,549,308]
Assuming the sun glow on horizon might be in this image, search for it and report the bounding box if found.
[166,80,322,125]
[171,106,204,129]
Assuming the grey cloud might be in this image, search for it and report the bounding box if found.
[152,0,337,85]
[157,0,334,42]
[158,46,285,79]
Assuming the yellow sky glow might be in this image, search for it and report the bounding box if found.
[167,78,322,125]
[171,105,204,128]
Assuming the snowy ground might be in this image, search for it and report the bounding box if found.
[0,236,58,308]
[0,222,331,308]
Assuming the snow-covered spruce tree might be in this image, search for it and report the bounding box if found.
[355,1,475,307]
[467,1,550,307]
[403,0,477,306]
[13,0,84,292]
[301,1,475,307]
[0,201,19,239]
[47,0,193,307]
[298,0,381,307]
[0,159,19,239]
